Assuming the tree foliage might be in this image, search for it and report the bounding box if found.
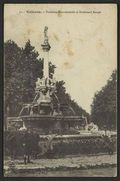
[91,70,117,130]
[4,40,42,116]
[56,81,90,120]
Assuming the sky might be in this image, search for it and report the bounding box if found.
[4,4,117,113]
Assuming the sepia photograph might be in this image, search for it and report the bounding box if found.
[3,3,117,177]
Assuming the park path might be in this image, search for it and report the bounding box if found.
[4,153,117,176]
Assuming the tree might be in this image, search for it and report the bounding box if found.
[91,70,117,130]
[55,81,90,119]
[4,40,42,116]
[4,40,23,116]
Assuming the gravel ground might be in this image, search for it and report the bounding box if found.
[4,153,117,175]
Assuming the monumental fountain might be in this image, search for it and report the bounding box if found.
[6,27,116,157]
[8,26,86,134]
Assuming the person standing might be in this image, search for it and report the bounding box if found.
[22,128,33,164]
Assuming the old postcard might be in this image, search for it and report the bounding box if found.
[4,4,117,177]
